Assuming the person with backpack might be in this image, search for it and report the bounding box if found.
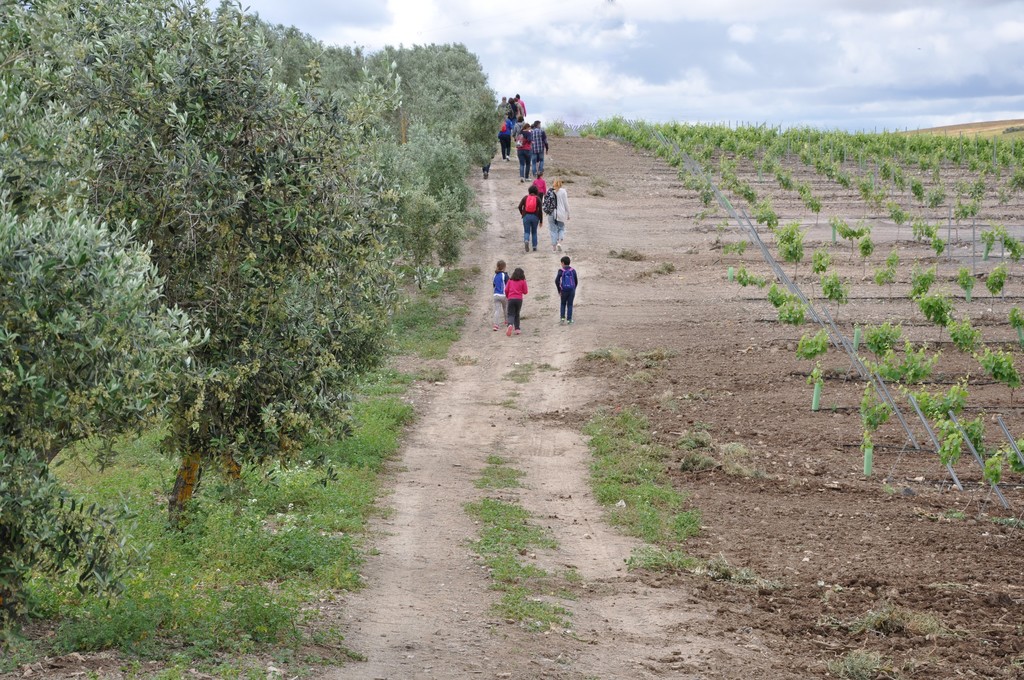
[505,267,528,336]
[515,122,532,182]
[555,256,578,325]
[492,260,510,331]
[531,171,546,196]
[497,115,513,161]
[546,178,570,252]
[518,184,544,252]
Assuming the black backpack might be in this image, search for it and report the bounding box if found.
[542,189,557,215]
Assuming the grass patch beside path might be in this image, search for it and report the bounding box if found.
[391,267,473,359]
[465,498,570,632]
[25,391,413,672]
[584,411,776,583]
[476,456,525,489]
[583,409,701,546]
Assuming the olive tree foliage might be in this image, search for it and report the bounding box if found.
[9,0,405,521]
[247,32,499,269]
[367,44,496,266]
[258,20,365,97]
[0,203,195,625]
[1,5,196,626]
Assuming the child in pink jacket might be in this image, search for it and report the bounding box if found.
[504,267,528,336]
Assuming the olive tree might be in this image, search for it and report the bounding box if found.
[1,3,195,625]
[0,204,194,625]
[16,0,404,521]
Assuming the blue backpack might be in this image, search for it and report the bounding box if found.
[560,267,576,291]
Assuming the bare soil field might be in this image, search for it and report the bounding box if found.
[333,134,1024,679]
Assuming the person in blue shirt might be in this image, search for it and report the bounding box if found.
[498,116,514,161]
[492,260,510,331]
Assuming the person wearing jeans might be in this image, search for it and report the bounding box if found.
[518,185,543,252]
[498,116,513,161]
[548,178,570,251]
[529,120,548,177]
[516,123,532,181]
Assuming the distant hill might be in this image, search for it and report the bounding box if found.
[904,118,1024,139]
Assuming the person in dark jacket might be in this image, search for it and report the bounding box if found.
[555,256,578,324]
[517,185,544,252]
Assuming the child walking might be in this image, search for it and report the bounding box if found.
[555,256,578,325]
[491,260,509,331]
[505,267,528,336]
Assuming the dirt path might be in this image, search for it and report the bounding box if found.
[331,139,757,679]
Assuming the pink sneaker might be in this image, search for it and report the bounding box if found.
[506,325,513,337]
[493,325,499,331]
[514,329,521,335]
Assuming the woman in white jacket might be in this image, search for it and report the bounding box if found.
[548,179,571,252]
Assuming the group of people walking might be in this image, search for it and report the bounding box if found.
[497,95,548,182]
[492,255,578,336]
[487,94,579,335]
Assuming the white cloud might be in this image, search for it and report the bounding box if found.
[234,0,1024,130]
[727,24,756,44]
[723,52,755,75]
[993,20,1024,43]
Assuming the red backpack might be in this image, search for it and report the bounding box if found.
[525,194,538,213]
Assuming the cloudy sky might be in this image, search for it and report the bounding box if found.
[240,0,1024,132]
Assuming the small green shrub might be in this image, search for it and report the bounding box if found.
[948,318,981,353]
[677,430,714,451]
[863,322,903,358]
[679,451,718,472]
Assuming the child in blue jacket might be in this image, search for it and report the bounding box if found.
[492,260,509,331]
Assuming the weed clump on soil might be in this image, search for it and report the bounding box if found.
[719,442,763,478]
[693,554,777,589]
[826,650,888,680]
[638,348,675,364]
[609,248,645,261]
[678,451,717,472]
[674,430,764,478]
[584,348,631,363]
[626,547,698,572]
[627,369,655,384]
[677,429,714,451]
[637,262,676,279]
[845,602,950,637]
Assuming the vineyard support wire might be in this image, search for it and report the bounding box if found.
[996,415,1024,471]
[873,373,923,484]
[908,395,964,492]
[995,415,1024,534]
[948,411,1010,509]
